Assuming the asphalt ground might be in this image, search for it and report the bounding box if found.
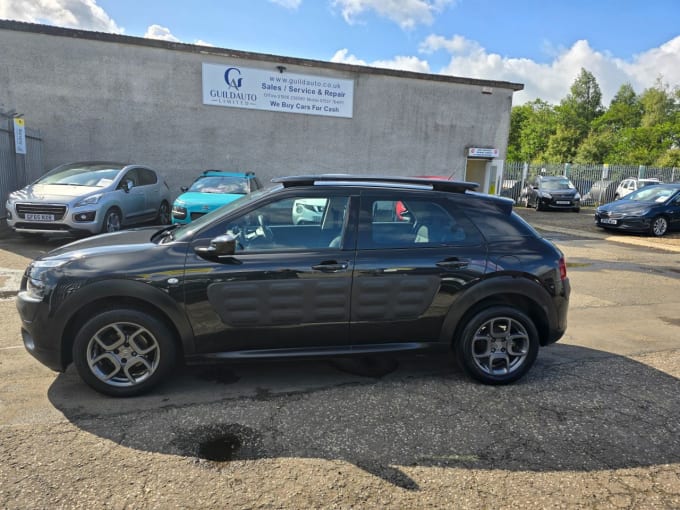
[1,210,679,509]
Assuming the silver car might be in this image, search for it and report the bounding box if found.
[5,161,171,236]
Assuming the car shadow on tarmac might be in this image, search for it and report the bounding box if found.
[46,344,680,490]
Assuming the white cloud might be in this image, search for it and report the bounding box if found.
[331,48,430,73]
[269,0,303,8]
[332,0,455,30]
[144,24,180,42]
[143,25,216,46]
[419,34,680,105]
[0,0,123,33]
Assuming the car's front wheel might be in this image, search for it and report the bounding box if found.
[101,208,122,233]
[157,201,171,225]
[72,308,177,397]
[455,306,539,385]
[650,215,668,237]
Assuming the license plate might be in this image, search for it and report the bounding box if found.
[600,218,617,225]
[25,213,55,221]
[555,200,570,205]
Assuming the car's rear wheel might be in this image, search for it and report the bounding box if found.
[157,201,171,225]
[650,215,668,237]
[456,306,539,385]
[101,208,122,233]
[72,308,177,397]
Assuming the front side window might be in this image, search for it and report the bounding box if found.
[200,192,351,252]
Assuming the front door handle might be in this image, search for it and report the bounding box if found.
[312,260,349,272]
[436,257,470,269]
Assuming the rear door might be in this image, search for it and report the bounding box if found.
[349,190,488,346]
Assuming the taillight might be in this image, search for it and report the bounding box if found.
[559,257,567,280]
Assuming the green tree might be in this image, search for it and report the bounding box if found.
[640,78,676,127]
[516,99,557,162]
[548,68,604,161]
[593,83,642,132]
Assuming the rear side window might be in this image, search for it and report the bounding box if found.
[358,193,483,249]
[462,205,538,241]
[138,168,158,186]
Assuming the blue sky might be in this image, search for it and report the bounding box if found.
[2,0,679,105]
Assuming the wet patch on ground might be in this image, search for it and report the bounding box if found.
[173,423,265,462]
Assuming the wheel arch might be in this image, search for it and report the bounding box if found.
[441,277,556,349]
[57,280,195,368]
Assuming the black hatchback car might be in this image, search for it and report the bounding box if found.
[520,175,581,212]
[17,175,570,396]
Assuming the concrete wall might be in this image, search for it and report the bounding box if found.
[0,21,521,198]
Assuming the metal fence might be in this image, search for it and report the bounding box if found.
[500,162,680,207]
[0,118,44,219]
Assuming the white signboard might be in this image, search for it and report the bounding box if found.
[467,147,499,158]
[13,117,26,154]
[202,63,354,118]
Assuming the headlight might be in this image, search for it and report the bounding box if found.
[574,193,581,200]
[172,205,187,219]
[24,259,70,300]
[541,192,552,199]
[623,208,650,216]
[75,193,103,207]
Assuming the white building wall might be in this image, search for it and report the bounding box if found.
[0,21,522,197]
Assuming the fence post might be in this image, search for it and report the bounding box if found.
[564,163,570,177]
[638,165,646,179]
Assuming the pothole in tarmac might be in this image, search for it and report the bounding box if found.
[174,424,264,463]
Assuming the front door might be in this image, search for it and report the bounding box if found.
[182,190,355,354]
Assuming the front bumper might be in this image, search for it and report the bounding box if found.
[594,214,650,232]
[540,197,580,210]
[16,290,67,372]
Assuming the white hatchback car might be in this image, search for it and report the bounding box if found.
[5,161,171,236]
[614,178,662,200]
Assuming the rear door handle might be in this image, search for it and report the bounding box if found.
[312,260,349,272]
[436,258,470,269]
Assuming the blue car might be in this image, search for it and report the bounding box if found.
[171,171,262,224]
[595,183,680,236]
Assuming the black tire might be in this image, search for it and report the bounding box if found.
[157,201,171,225]
[572,207,580,213]
[72,308,177,397]
[649,215,668,237]
[534,199,543,211]
[455,306,539,385]
[101,208,122,233]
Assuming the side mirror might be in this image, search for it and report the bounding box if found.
[180,186,189,193]
[194,234,238,259]
[122,179,133,192]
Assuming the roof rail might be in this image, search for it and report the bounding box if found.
[273,174,479,193]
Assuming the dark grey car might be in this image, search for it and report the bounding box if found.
[520,175,581,212]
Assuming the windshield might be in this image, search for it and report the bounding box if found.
[626,185,677,203]
[36,163,123,187]
[172,185,283,242]
[189,175,250,194]
[541,179,574,191]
